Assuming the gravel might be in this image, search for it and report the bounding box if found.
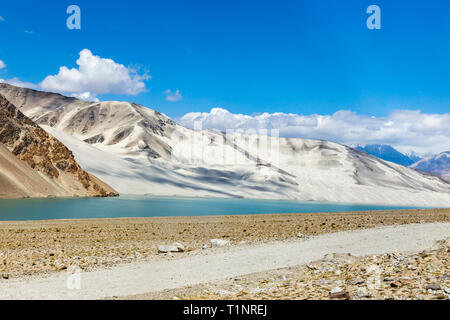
[0,222,448,300]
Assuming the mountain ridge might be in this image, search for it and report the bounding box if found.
[0,83,449,206]
[0,92,118,198]
[355,144,420,166]
[411,151,450,181]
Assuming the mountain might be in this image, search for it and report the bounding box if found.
[355,144,420,166]
[1,83,449,206]
[411,152,450,181]
[0,143,68,199]
[0,93,117,198]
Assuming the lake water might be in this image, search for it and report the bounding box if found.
[0,195,425,221]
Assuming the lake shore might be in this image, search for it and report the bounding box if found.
[0,208,449,278]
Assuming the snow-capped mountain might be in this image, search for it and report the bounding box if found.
[1,83,449,206]
[411,152,450,181]
[355,144,421,166]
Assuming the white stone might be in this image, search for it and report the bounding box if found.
[157,243,184,253]
[210,239,228,248]
[330,287,343,294]
[357,287,370,298]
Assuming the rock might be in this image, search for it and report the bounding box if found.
[157,243,184,253]
[357,287,370,298]
[202,245,209,250]
[390,281,402,288]
[2,274,9,280]
[210,239,228,248]
[297,232,305,238]
[444,287,450,294]
[425,284,441,291]
[329,287,350,300]
[173,242,185,252]
[399,277,412,285]
[330,287,343,294]
[322,253,356,264]
[346,277,365,285]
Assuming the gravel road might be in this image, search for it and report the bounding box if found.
[1,222,449,300]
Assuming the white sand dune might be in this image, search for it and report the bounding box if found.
[1,83,450,206]
[0,222,448,300]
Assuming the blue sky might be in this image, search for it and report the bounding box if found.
[0,0,449,120]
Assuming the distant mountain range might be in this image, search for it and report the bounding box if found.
[0,83,449,206]
[411,152,450,181]
[355,144,449,181]
[355,144,421,167]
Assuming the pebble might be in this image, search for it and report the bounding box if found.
[329,287,350,300]
[330,287,343,294]
[357,287,370,298]
[346,277,365,285]
[425,284,441,291]
[2,274,9,280]
[210,239,229,248]
[297,233,305,238]
[157,243,185,253]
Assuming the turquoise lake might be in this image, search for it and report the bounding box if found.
[0,195,425,221]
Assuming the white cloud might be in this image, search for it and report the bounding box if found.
[2,49,150,101]
[0,77,37,89]
[164,89,182,102]
[24,30,34,35]
[0,60,5,69]
[0,16,4,22]
[70,91,100,102]
[179,108,450,154]
[40,49,150,96]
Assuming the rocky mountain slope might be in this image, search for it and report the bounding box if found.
[411,152,450,181]
[0,83,449,206]
[0,93,117,198]
[0,143,66,198]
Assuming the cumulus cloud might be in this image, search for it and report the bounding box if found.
[40,49,150,96]
[2,49,150,101]
[0,60,5,69]
[164,89,182,102]
[179,108,450,154]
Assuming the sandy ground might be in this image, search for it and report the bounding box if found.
[0,222,448,300]
[0,209,449,278]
